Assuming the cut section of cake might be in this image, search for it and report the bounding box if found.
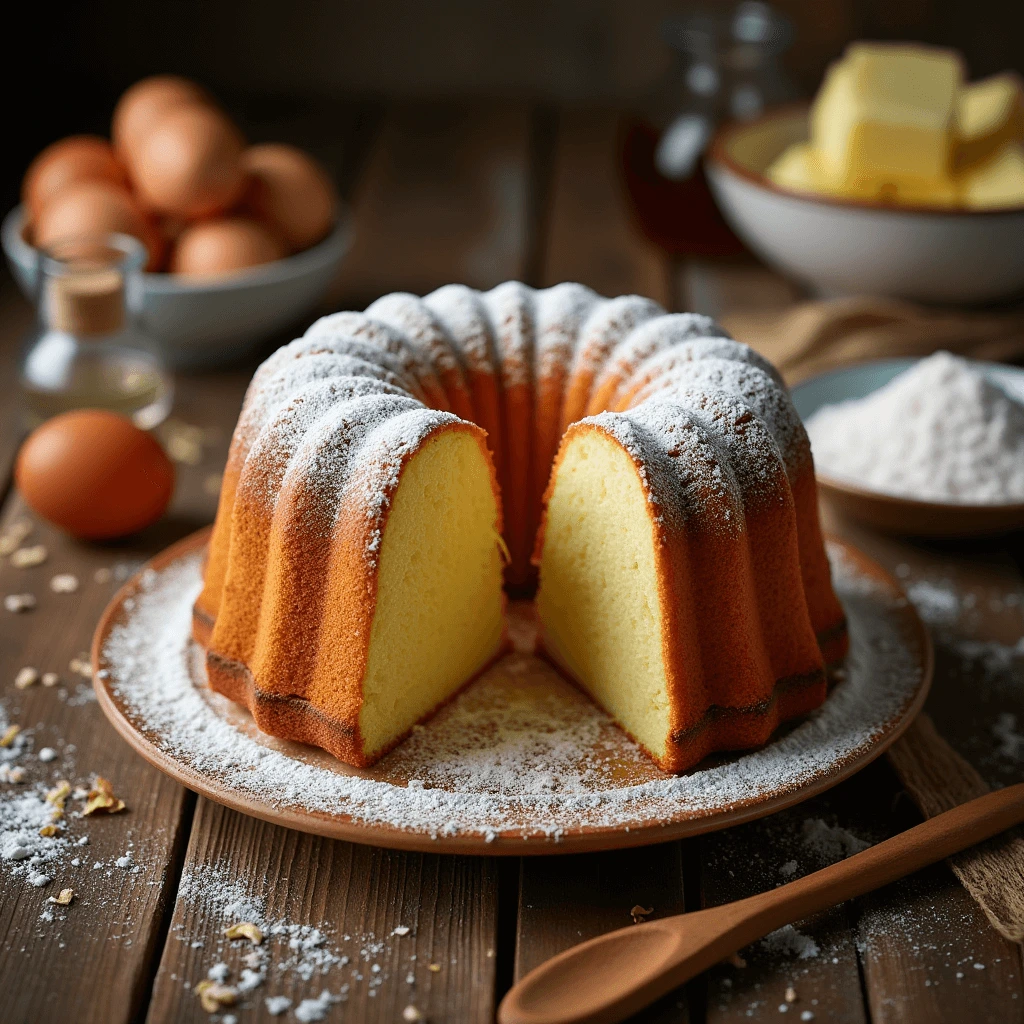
[195,283,848,773]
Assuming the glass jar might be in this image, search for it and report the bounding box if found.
[21,233,173,429]
[621,1,796,257]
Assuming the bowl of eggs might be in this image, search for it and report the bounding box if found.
[705,43,1024,304]
[3,76,350,368]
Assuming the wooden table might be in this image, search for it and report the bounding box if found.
[1,102,1023,1024]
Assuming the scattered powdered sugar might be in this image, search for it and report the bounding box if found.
[762,924,821,960]
[993,713,1024,760]
[0,785,71,879]
[800,819,871,861]
[294,991,343,1022]
[806,352,1024,503]
[904,579,961,626]
[98,541,925,843]
[895,564,1024,770]
[176,861,421,1012]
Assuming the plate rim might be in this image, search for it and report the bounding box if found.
[91,528,933,855]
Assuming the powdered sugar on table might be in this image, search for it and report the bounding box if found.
[96,539,927,847]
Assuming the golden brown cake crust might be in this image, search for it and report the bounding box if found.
[196,285,849,774]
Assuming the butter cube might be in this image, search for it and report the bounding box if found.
[955,73,1024,168]
[882,177,960,208]
[765,143,840,195]
[959,143,1024,208]
[812,43,962,188]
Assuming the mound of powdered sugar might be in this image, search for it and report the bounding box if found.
[97,544,924,843]
[806,352,1024,504]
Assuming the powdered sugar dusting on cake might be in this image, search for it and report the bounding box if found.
[482,281,536,389]
[424,284,499,373]
[260,336,423,401]
[623,337,783,401]
[239,381,413,516]
[364,292,464,379]
[592,312,725,398]
[305,310,445,403]
[99,541,923,843]
[566,296,665,393]
[231,354,409,463]
[636,359,810,476]
[585,402,746,530]
[533,283,600,382]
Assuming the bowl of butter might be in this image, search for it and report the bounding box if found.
[706,42,1024,303]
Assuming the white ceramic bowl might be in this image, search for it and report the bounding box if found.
[705,107,1024,304]
[2,205,352,368]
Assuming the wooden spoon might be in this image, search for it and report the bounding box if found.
[498,782,1024,1024]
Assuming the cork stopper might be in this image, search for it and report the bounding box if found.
[46,267,125,336]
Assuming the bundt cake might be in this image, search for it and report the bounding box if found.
[194,283,848,771]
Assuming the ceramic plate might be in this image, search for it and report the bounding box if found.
[91,529,931,855]
[793,359,1024,538]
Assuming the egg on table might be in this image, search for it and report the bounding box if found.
[127,104,246,219]
[32,180,166,271]
[241,143,337,252]
[170,217,285,277]
[22,136,128,221]
[15,410,175,540]
[112,74,211,158]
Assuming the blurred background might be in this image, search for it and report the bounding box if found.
[7,0,1024,385]
[10,0,1023,216]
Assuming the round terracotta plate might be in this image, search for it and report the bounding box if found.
[792,359,1024,538]
[92,529,931,855]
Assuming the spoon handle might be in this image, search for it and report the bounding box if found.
[498,783,1024,1024]
[736,781,1024,939]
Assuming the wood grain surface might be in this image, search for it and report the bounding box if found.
[147,798,500,1022]
[539,108,672,307]
[333,102,536,306]
[0,100,1020,1023]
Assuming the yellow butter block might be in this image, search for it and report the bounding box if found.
[765,142,958,207]
[881,176,960,208]
[955,73,1024,168]
[812,43,962,188]
[959,143,1024,208]
[765,143,840,195]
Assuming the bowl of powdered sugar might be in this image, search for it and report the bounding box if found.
[793,352,1024,536]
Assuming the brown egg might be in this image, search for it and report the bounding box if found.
[241,143,337,251]
[170,217,285,278]
[33,181,166,271]
[112,74,210,158]
[127,104,245,219]
[22,136,128,220]
[15,410,175,540]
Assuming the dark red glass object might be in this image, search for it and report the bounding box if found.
[621,117,745,258]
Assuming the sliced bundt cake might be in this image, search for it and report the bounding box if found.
[195,283,847,771]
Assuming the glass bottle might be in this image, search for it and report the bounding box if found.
[21,232,173,429]
[621,1,796,257]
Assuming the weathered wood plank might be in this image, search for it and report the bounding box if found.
[516,122,684,1015]
[539,108,672,305]
[821,506,1024,1024]
[333,102,535,306]
[515,845,690,1022]
[677,258,800,323]
[0,311,250,1020]
[700,778,870,1024]
[147,798,499,1022]
[148,98,537,1022]
[0,491,194,1024]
